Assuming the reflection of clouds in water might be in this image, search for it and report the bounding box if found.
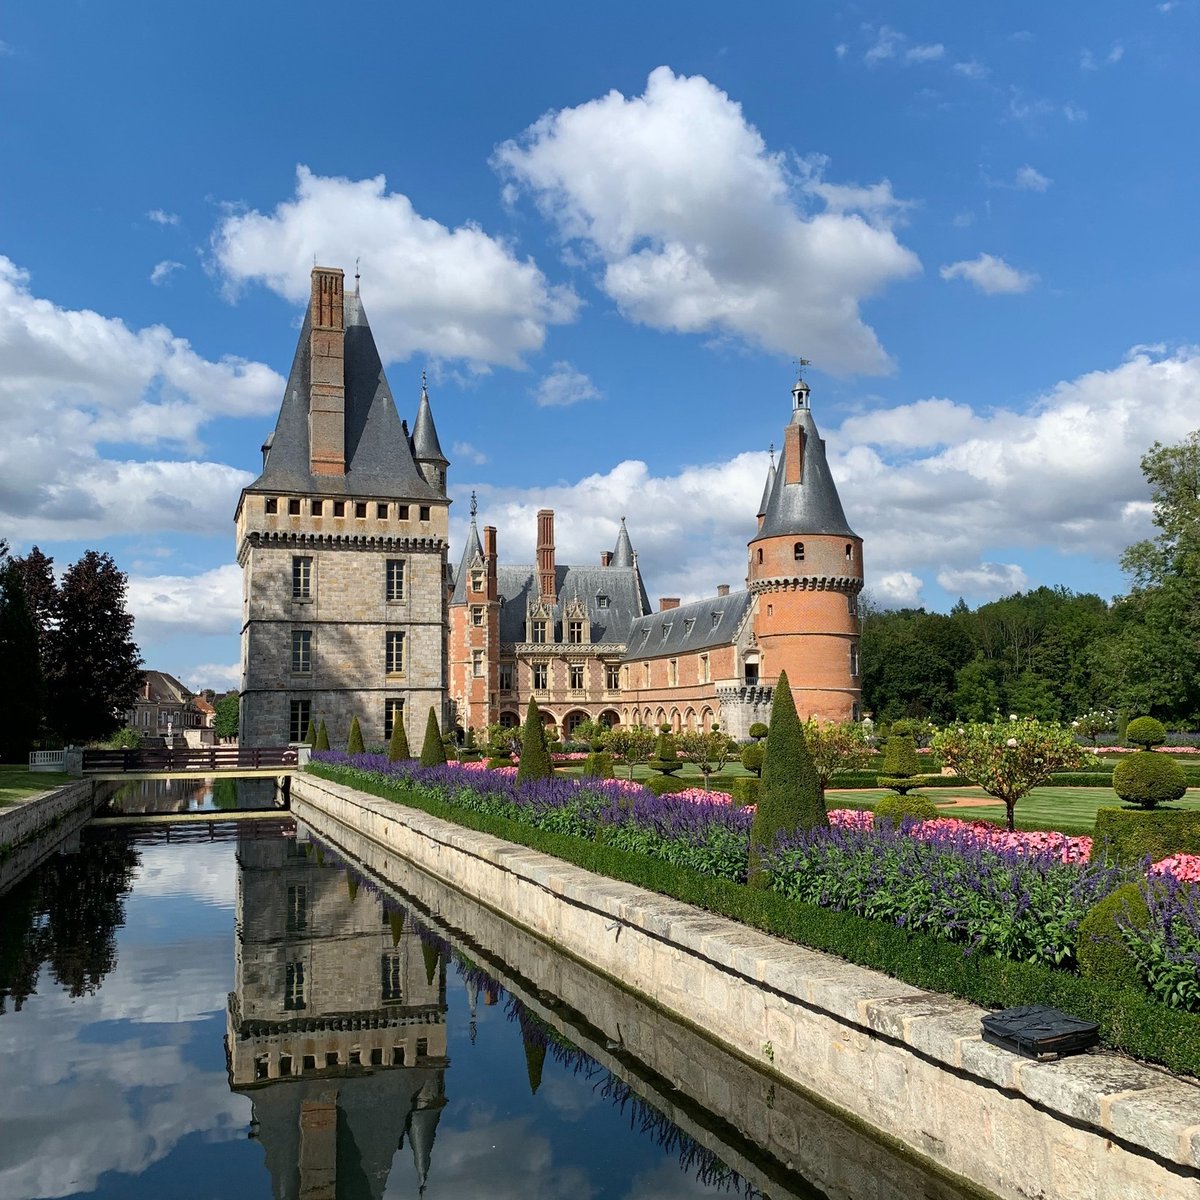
[621,1157,724,1198]
[536,1067,604,1122]
[381,1116,596,1200]
[0,1035,247,1199]
[128,839,238,910]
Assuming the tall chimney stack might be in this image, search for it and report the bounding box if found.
[600,551,613,567]
[484,525,498,599]
[659,597,680,611]
[308,267,346,476]
[537,509,557,602]
[716,584,730,597]
[784,423,805,486]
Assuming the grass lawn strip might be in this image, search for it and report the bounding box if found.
[0,764,75,807]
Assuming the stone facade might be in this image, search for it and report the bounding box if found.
[236,267,450,750]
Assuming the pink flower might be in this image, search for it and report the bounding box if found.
[1150,854,1200,884]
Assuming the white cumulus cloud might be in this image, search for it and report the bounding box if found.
[532,361,601,408]
[127,563,242,640]
[493,67,920,376]
[869,571,925,608]
[1014,165,1051,192]
[150,259,185,285]
[940,253,1037,294]
[936,562,1029,598]
[147,209,180,226]
[212,165,579,369]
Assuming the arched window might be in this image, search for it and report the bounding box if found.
[756,548,764,564]
[845,543,854,562]
[794,541,805,561]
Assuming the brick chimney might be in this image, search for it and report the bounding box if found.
[784,423,805,486]
[659,597,680,611]
[484,525,498,600]
[537,509,557,602]
[716,584,730,597]
[600,551,613,567]
[308,267,346,476]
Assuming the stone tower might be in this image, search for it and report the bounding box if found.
[746,377,863,722]
[235,266,450,749]
[447,495,500,736]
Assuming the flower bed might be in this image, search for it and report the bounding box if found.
[310,752,1199,1013]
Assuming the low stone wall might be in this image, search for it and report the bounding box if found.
[0,778,96,857]
[291,773,1200,1200]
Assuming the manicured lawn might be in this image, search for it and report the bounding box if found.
[0,764,73,807]
[556,761,756,785]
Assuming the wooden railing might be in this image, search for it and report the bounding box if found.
[81,746,299,774]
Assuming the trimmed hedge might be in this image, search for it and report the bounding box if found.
[1077,884,1149,993]
[581,751,615,779]
[644,773,691,796]
[307,763,1200,1077]
[1113,751,1188,809]
[731,777,760,806]
[1093,807,1200,864]
[874,793,939,824]
[829,772,964,790]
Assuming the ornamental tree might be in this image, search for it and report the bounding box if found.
[801,719,873,797]
[347,715,365,755]
[387,713,411,762]
[606,725,655,780]
[933,717,1092,831]
[677,725,734,790]
[1072,708,1115,747]
[516,698,552,782]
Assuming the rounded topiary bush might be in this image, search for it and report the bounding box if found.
[748,722,769,741]
[1126,716,1167,749]
[740,742,765,777]
[645,773,690,796]
[878,735,923,795]
[874,793,939,825]
[649,728,680,775]
[1113,750,1187,809]
[1076,882,1149,989]
[581,751,614,779]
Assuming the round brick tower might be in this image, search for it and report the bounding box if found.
[747,378,864,722]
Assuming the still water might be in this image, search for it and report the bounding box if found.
[0,783,975,1200]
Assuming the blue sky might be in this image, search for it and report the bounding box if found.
[2,2,1198,691]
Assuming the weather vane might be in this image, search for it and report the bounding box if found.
[421,368,428,392]
[470,490,478,518]
[793,356,812,378]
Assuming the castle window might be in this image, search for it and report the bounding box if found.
[386,632,405,675]
[643,663,651,687]
[756,548,763,564]
[381,954,403,1003]
[567,619,584,644]
[606,664,621,691]
[470,568,484,592]
[419,505,431,522]
[286,885,307,933]
[396,504,408,519]
[767,604,773,617]
[437,469,445,490]
[661,623,672,642]
[850,640,860,678]
[531,619,548,644]
[289,699,310,744]
[700,654,710,684]
[471,606,484,626]
[283,962,306,1011]
[288,498,301,516]
[292,556,313,599]
[794,542,805,561]
[848,594,858,618]
[384,698,404,739]
[386,559,405,602]
[668,659,678,687]
[355,502,367,519]
[377,502,388,519]
[472,650,484,677]
[265,497,278,515]
[684,618,695,636]
[846,543,854,562]
[569,663,584,690]
[499,662,514,691]
[333,500,345,517]
[641,629,651,647]
[597,594,609,608]
[711,611,722,629]
[532,663,548,690]
[291,630,312,674]
[311,500,323,517]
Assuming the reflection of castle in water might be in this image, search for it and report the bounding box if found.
[226,828,448,1199]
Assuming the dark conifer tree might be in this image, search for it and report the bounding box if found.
[347,715,365,755]
[516,697,552,782]
[420,707,447,767]
[0,561,45,760]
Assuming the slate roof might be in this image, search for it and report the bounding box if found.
[449,517,485,605]
[624,589,754,660]
[245,291,441,500]
[611,518,634,567]
[482,564,651,645]
[755,392,857,540]
[412,384,448,465]
[756,456,776,519]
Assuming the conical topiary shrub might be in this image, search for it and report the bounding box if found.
[388,713,411,762]
[523,1030,547,1096]
[347,715,365,755]
[748,670,825,887]
[648,725,681,775]
[388,909,405,945]
[420,707,447,767]
[422,940,440,986]
[304,718,318,746]
[878,735,922,795]
[315,719,330,751]
[517,697,553,782]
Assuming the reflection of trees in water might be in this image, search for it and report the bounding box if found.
[0,834,140,1012]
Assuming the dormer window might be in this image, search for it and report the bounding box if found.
[471,569,484,592]
[661,622,672,642]
[641,628,651,647]
[683,618,695,636]
[711,611,722,629]
[597,594,609,609]
[531,619,548,644]
[794,542,805,561]
[567,620,584,644]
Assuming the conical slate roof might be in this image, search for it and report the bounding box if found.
[756,453,777,519]
[246,291,440,500]
[412,383,448,465]
[611,518,635,568]
[754,385,857,541]
[450,515,485,605]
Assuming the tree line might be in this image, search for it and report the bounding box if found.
[0,542,143,759]
[861,431,1200,730]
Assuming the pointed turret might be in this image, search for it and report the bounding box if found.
[611,517,634,568]
[406,1101,446,1194]
[412,373,449,494]
[451,500,485,606]
[756,445,777,527]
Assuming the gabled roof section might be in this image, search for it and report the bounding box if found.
[623,590,754,659]
[247,293,441,500]
[412,381,448,465]
[492,563,650,645]
[755,389,857,541]
[450,517,485,605]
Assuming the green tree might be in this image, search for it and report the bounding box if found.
[0,560,45,761]
[877,735,923,796]
[606,724,655,780]
[314,719,330,751]
[801,719,873,796]
[214,694,239,740]
[677,725,734,790]
[516,698,552,782]
[933,717,1092,831]
[419,707,447,767]
[748,671,825,886]
[45,552,143,745]
[388,713,411,761]
[303,718,318,745]
[347,715,365,754]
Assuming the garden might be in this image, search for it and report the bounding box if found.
[308,690,1200,1077]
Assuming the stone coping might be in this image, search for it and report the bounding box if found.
[0,778,95,849]
[295,773,1200,1175]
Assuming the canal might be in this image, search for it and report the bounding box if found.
[0,780,981,1200]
